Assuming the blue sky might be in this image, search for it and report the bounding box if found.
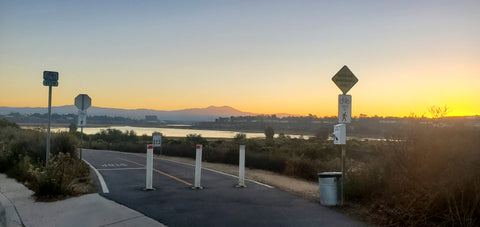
[1,0,479,116]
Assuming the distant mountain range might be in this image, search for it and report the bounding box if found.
[0,105,296,122]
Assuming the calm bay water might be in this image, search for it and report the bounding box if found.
[38,126,310,139]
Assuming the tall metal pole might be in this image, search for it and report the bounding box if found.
[46,85,52,162]
[80,126,84,160]
[80,95,84,160]
[341,145,346,206]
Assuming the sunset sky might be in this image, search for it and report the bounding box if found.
[1,0,479,117]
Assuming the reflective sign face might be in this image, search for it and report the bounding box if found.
[43,80,58,86]
[152,133,162,147]
[43,71,59,87]
[338,95,352,124]
[43,71,58,81]
[332,66,358,94]
[333,124,346,145]
[78,110,87,126]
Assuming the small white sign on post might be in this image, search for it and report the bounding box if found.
[145,144,154,190]
[78,110,87,126]
[152,133,162,147]
[193,144,203,189]
[338,95,352,124]
[333,124,346,145]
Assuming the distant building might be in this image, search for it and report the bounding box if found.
[216,117,230,123]
[145,115,158,122]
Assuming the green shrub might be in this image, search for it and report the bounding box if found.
[344,163,384,202]
[162,143,196,159]
[185,134,208,146]
[0,150,15,172]
[0,119,19,128]
[233,133,247,144]
[11,129,45,161]
[110,142,145,153]
[88,140,108,150]
[29,152,90,197]
[51,132,78,157]
[5,155,33,183]
[245,152,286,173]
[283,158,319,180]
[0,121,92,198]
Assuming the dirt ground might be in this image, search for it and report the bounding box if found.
[155,155,320,201]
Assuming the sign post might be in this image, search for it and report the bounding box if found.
[75,94,91,160]
[43,71,59,162]
[331,65,358,206]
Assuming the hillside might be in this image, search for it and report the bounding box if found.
[0,105,256,122]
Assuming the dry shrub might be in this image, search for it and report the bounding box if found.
[0,123,92,199]
[29,152,91,198]
[51,132,79,157]
[348,124,480,226]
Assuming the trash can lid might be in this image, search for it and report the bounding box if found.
[318,172,342,177]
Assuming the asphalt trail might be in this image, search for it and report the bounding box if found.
[83,149,364,227]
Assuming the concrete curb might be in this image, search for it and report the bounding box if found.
[0,191,23,227]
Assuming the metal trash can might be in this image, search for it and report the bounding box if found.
[318,172,342,206]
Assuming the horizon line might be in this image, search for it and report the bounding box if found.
[1,105,478,119]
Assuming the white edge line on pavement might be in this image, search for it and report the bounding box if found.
[202,167,275,189]
[83,159,110,193]
[96,167,146,171]
[110,151,275,189]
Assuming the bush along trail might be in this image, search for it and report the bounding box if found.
[0,119,95,200]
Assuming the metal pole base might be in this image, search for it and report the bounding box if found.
[191,186,203,190]
[235,184,247,188]
[143,187,156,191]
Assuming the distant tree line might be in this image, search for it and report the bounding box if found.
[2,112,479,139]
[0,113,161,126]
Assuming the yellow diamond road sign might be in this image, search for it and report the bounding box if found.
[332,65,358,94]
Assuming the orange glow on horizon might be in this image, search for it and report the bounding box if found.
[1,1,479,118]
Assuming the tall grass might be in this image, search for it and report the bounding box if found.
[345,124,480,226]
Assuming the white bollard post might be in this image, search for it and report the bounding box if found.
[237,145,247,187]
[194,144,203,189]
[145,144,154,190]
